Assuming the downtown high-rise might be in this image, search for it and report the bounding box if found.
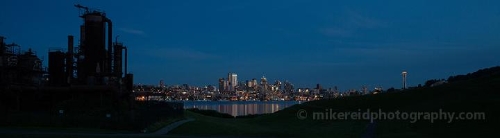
[228,73,237,91]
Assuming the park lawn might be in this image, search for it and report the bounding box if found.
[0,126,133,134]
[0,134,178,138]
[170,109,367,137]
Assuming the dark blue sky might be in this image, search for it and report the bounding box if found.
[2,0,500,90]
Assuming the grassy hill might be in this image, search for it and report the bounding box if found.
[170,66,500,137]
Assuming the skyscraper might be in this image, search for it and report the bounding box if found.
[159,79,165,88]
[228,73,237,91]
[218,78,225,92]
[261,76,268,90]
[261,76,267,85]
[284,80,294,93]
[252,78,257,88]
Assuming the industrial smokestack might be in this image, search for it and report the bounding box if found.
[0,36,4,46]
[113,43,123,77]
[106,18,113,75]
[124,47,127,75]
[0,36,4,58]
[67,35,74,84]
[80,25,85,44]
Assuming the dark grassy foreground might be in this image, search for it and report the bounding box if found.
[170,73,500,137]
[1,68,499,137]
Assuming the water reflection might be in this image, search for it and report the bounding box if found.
[183,101,300,117]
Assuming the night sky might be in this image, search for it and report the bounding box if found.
[2,0,500,90]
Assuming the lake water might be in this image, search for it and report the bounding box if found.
[182,101,301,117]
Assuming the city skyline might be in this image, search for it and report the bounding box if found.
[153,72,386,91]
[2,0,500,89]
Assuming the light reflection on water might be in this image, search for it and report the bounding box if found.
[183,101,301,117]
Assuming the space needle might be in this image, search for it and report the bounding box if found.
[402,71,408,89]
